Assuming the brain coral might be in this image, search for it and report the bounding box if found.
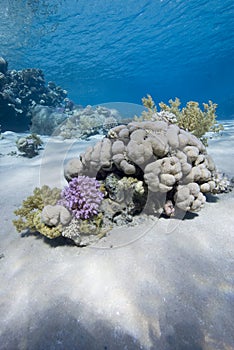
[59,176,104,219]
[64,120,227,214]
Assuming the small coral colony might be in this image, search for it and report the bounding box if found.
[1,57,231,246]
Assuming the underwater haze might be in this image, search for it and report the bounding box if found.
[1,0,233,118]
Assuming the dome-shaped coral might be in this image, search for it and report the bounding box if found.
[63,120,232,218]
[59,176,104,220]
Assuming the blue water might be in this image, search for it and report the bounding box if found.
[1,0,234,118]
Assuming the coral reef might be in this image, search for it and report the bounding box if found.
[13,115,232,247]
[0,57,125,138]
[136,95,223,146]
[58,176,104,219]
[16,133,43,157]
[65,120,231,217]
[0,57,67,132]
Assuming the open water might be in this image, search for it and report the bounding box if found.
[0,0,233,117]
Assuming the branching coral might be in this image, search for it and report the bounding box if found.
[159,99,223,145]
[137,95,223,146]
[58,176,104,219]
[135,95,177,124]
[139,94,157,121]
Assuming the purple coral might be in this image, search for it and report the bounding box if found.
[59,176,104,219]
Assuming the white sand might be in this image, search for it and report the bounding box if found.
[0,124,234,350]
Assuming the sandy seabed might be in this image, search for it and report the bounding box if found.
[0,121,234,350]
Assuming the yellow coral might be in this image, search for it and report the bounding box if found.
[134,94,157,121]
[137,95,223,146]
[33,212,62,239]
[159,97,181,116]
[142,94,157,110]
[13,185,62,239]
[161,99,224,146]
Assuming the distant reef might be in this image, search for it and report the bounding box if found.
[0,57,68,132]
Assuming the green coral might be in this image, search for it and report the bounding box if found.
[137,95,223,146]
[13,185,62,239]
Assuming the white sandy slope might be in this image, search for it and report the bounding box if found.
[0,122,234,350]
